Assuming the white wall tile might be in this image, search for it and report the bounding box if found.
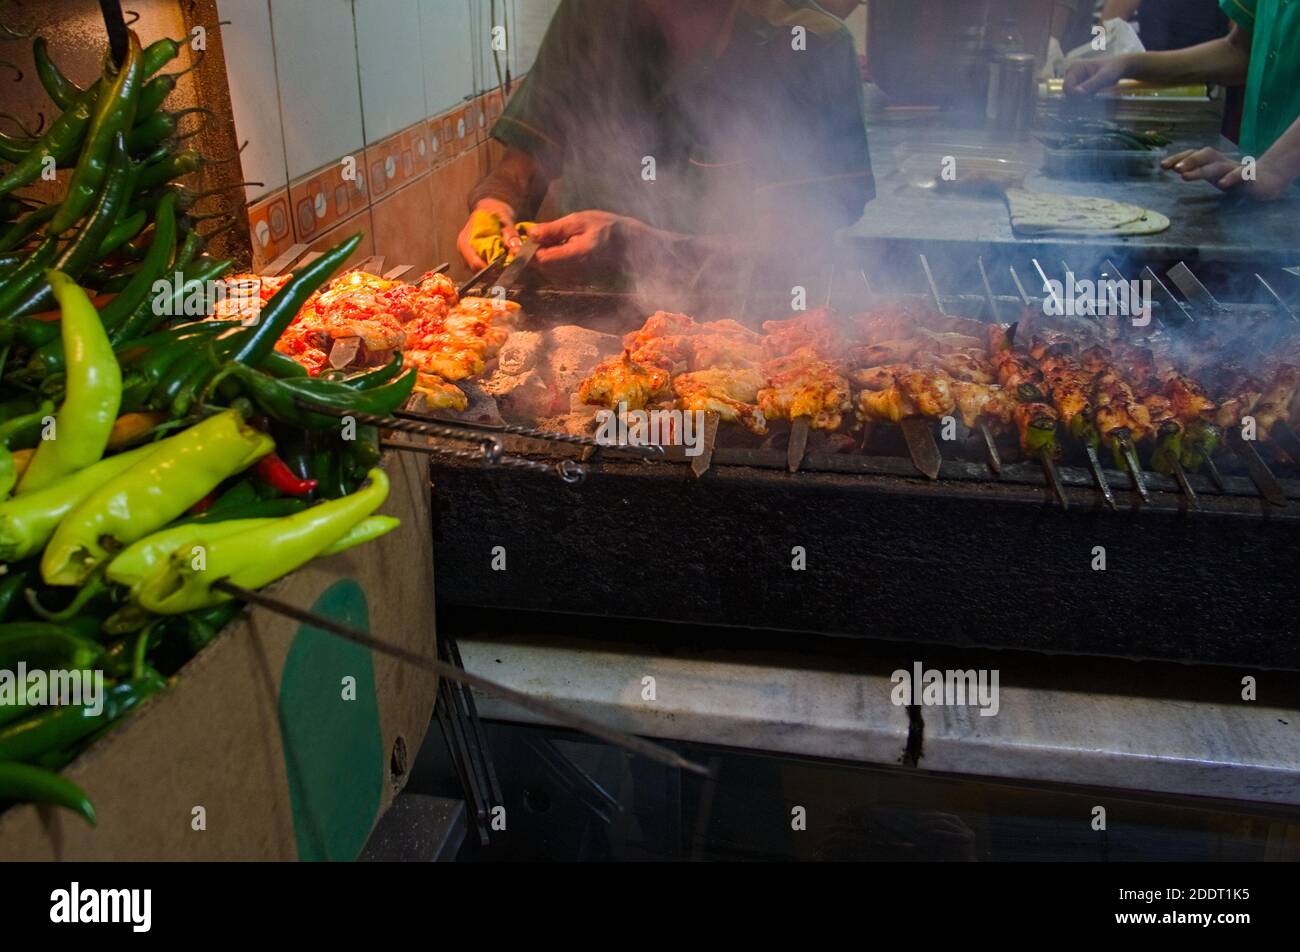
[511,0,560,75]
[217,0,288,200]
[355,0,427,144]
[419,0,475,113]
[269,0,365,179]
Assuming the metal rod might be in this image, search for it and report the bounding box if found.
[382,438,585,482]
[1032,258,1064,314]
[692,411,720,479]
[395,409,663,459]
[1255,273,1298,322]
[977,256,1001,323]
[1167,455,1199,509]
[787,416,811,473]
[1083,443,1118,510]
[1009,265,1032,309]
[457,250,508,297]
[1039,449,1068,510]
[1116,434,1152,504]
[918,254,945,315]
[214,580,712,778]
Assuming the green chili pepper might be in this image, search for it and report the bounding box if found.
[0,443,157,563]
[0,679,155,764]
[95,208,147,258]
[231,233,362,366]
[0,203,58,253]
[41,409,275,586]
[115,256,232,343]
[322,514,399,554]
[0,448,13,500]
[15,272,122,493]
[135,467,390,614]
[3,134,135,320]
[31,37,82,110]
[1151,420,1184,477]
[106,518,279,593]
[0,130,35,164]
[0,401,53,451]
[134,149,202,193]
[0,235,59,320]
[0,622,104,672]
[207,362,417,429]
[0,90,96,198]
[1181,419,1220,470]
[260,350,310,379]
[343,353,403,390]
[0,568,29,621]
[50,34,143,234]
[100,192,178,335]
[0,762,95,824]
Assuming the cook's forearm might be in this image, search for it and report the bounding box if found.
[1121,26,1252,86]
[466,146,550,218]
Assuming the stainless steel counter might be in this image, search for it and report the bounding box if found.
[845,103,1300,271]
[458,630,1300,808]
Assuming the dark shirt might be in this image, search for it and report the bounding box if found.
[1138,0,1229,50]
[490,0,874,234]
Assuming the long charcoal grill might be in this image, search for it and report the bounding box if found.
[429,259,1300,671]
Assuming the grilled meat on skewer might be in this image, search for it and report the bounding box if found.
[758,347,851,430]
[578,351,671,410]
[673,368,768,435]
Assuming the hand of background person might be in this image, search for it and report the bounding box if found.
[1063,55,1131,97]
[1163,148,1293,201]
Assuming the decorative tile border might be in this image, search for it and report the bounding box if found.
[248,188,294,272]
[287,156,371,243]
[243,79,527,273]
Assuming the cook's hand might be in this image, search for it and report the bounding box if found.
[529,210,632,268]
[1063,55,1130,97]
[1163,148,1292,201]
[456,198,523,270]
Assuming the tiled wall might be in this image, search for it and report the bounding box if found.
[218,0,560,277]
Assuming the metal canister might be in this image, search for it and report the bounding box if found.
[986,52,1037,131]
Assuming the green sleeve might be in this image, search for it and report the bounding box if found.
[1220,0,1257,28]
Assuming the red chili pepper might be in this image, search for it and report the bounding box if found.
[254,453,318,496]
[189,490,219,515]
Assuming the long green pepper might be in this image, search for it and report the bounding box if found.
[50,34,143,233]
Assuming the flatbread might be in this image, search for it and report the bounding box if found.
[1006,188,1170,236]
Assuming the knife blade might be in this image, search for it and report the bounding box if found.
[492,239,540,294]
[900,418,942,480]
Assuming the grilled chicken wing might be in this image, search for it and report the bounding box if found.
[673,368,768,434]
[856,369,955,424]
[578,351,671,410]
[758,347,851,430]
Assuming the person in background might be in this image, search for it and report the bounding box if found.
[1065,0,1299,201]
[1100,0,1229,51]
[456,0,874,277]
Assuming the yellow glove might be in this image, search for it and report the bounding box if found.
[468,210,535,265]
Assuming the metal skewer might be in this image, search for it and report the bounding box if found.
[1225,426,1288,507]
[1008,268,1081,510]
[457,249,509,297]
[213,580,712,777]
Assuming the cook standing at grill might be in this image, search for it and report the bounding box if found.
[1065,0,1299,201]
[455,0,874,276]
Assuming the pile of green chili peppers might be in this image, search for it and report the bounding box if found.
[0,35,419,820]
